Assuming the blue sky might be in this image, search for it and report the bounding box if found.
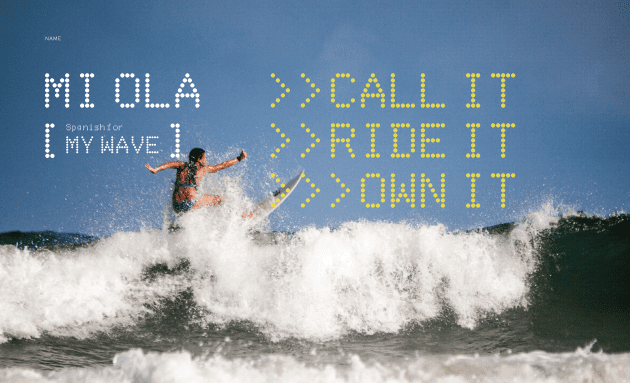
[1,0,629,236]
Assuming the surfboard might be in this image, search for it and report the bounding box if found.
[251,171,303,222]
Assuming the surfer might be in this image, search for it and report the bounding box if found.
[146,148,250,214]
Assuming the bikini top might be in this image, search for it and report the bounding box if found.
[175,163,198,188]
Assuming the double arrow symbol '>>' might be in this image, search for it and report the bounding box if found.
[270,73,321,109]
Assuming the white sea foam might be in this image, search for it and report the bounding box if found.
[1,346,629,383]
[0,203,563,343]
[184,207,543,339]
[0,231,187,343]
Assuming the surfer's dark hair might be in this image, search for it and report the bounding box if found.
[188,148,205,163]
[182,148,205,185]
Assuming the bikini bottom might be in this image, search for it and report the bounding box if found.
[173,200,194,213]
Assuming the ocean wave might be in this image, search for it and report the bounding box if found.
[1,204,626,343]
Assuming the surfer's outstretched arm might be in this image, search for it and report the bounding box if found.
[145,161,183,174]
[198,150,247,176]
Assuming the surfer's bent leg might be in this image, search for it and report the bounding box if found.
[189,194,257,218]
[241,208,259,219]
[193,194,224,209]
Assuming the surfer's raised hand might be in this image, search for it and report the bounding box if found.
[145,163,157,173]
[237,150,247,161]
